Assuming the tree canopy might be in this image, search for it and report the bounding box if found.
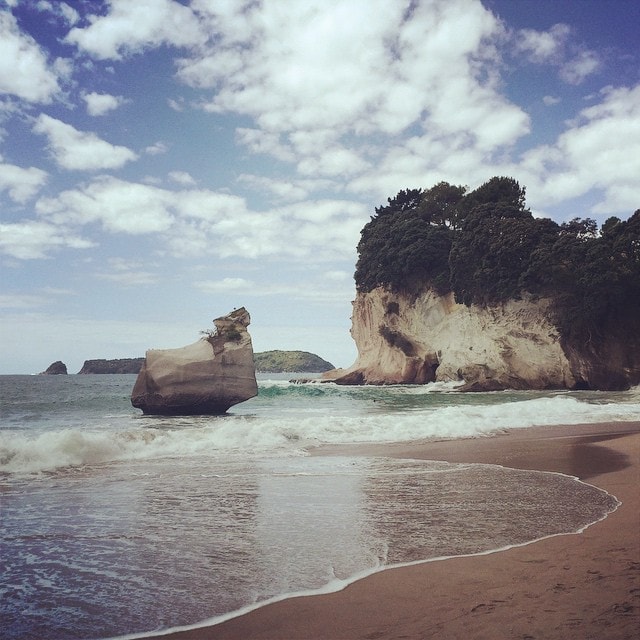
[354,177,640,345]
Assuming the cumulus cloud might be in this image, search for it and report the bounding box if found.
[176,0,529,189]
[0,161,48,202]
[36,1,79,25]
[522,85,640,215]
[36,176,175,233]
[65,0,207,60]
[0,221,94,259]
[0,10,61,102]
[168,170,197,186]
[32,114,139,170]
[82,91,127,116]
[33,176,366,260]
[145,141,169,155]
[514,23,601,85]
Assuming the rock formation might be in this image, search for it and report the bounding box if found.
[40,361,68,375]
[131,308,258,415]
[323,287,640,391]
[78,358,144,374]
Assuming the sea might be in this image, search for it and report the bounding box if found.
[1,373,639,640]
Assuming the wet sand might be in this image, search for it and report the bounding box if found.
[146,422,640,640]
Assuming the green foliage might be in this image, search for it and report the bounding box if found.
[254,350,334,373]
[354,178,639,346]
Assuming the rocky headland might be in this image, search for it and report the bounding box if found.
[131,308,258,415]
[78,358,144,374]
[323,287,640,390]
[324,177,640,391]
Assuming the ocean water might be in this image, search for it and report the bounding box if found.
[1,374,638,640]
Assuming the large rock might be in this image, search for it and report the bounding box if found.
[131,308,258,415]
[40,361,68,375]
[323,287,640,391]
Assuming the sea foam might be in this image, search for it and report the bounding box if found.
[1,389,638,474]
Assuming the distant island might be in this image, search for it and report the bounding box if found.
[78,358,145,374]
[40,361,68,375]
[254,350,334,373]
[42,350,334,375]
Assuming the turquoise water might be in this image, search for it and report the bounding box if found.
[1,374,636,639]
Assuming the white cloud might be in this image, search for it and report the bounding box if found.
[194,278,351,303]
[145,141,169,155]
[542,95,561,106]
[168,170,197,186]
[0,11,61,103]
[237,174,311,202]
[65,0,207,60]
[0,221,94,259]
[559,49,601,85]
[516,23,569,63]
[194,277,254,293]
[514,23,601,85]
[32,114,139,170]
[34,176,367,261]
[82,91,127,116]
[96,257,159,286]
[36,176,175,233]
[0,293,48,309]
[36,1,80,26]
[0,162,48,202]
[176,0,529,195]
[524,85,640,215]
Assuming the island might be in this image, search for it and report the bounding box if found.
[254,350,334,373]
[78,358,145,374]
[40,361,68,375]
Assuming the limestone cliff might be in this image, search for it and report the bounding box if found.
[131,308,258,415]
[324,287,640,391]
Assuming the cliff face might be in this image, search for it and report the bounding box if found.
[324,287,640,391]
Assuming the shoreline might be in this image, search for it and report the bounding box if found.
[140,421,640,640]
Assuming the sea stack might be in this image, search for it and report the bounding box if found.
[131,308,258,415]
[40,361,68,375]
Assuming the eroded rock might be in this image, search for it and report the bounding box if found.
[131,308,258,415]
[323,287,640,391]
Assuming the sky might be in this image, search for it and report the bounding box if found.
[0,0,639,374]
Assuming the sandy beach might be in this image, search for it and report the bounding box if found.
[147,421,640,640]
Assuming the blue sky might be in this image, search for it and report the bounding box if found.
[1,0,638,374]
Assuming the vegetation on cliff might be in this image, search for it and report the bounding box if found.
[78,358,144,374]
[254,350,334,373]
[355,177,640,346]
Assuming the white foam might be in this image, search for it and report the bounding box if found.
[2,393,638,475]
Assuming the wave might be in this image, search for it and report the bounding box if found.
[2,393,638,475]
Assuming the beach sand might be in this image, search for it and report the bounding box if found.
[148,422,640,640]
